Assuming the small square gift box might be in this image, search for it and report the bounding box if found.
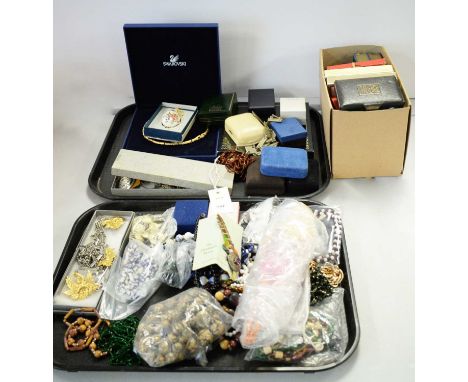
[224,113,265,146]
[279,97,307,125]
[248,88,275,121]
[260,147,308,179]
[269,117,307,147]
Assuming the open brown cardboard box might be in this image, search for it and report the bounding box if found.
[320,45,412,178]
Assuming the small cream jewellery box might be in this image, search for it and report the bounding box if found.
[224,113,265,146]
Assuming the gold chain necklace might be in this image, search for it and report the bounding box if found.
[142,125,210,146]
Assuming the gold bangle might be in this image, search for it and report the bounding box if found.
[142,126,210,146]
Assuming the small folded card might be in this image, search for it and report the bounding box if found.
[260,146,308,179]
[335,75,405,111]
[143,102,198,142]
[192,214,243,279]
[324,65,395,85]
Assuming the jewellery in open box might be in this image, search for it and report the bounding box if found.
[101,216,125,230]
[142,126,210,146]
[161,108,184,128]
[64,271,101,300]
[76,220,107,268]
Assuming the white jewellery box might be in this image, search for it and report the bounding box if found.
[280,97,307,125]
[143,102,198,142]
[224,113,265,146]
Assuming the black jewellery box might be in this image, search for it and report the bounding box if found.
[54,23,360,373]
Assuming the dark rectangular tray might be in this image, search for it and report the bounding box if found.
[88,102,331,200]
[53,199,360,372]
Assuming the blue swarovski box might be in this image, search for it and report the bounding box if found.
[260,147,309,179]
[122,24,222,161]
[270,118,307,143]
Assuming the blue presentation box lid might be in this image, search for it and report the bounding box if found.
[270,118,307,143]
[260,147,309,179]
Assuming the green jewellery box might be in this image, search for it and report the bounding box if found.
[198,92,238,123]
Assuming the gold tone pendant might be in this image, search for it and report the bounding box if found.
[64,271,100,300]
[98,247,116,267]
[101,217,125,230]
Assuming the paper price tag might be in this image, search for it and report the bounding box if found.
[208,187,233,214]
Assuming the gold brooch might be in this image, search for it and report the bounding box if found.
[101,217,125,230]
[64,271,100,300]
[320,264,344,287]
[98,247,116,267]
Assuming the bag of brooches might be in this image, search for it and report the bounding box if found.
[133,288,232,367]
[244,288,348,365]
[98,209,177,320]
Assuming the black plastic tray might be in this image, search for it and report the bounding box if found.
[88,103,331,200]
[53,199,360,372]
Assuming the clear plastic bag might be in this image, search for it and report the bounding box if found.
[154,232,196,289]
[133,288,232,367]
[301,288,348,366]
[310,206,343,265]
[239,196,281,244]
[98,209,177,320]
[232,199,329,348]
[244,288,348,365]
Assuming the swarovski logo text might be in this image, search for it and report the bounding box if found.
[163,54,187,67]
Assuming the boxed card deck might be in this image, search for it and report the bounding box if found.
[122,24,222,162]
[320,45,411,178]
[248,88,275,121]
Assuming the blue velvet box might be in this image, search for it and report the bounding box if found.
[260,147,308,179]
[173,199,209,234]
[270,118,307,144]
[122,24,223,162]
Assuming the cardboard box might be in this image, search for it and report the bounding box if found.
[320,45,412,178]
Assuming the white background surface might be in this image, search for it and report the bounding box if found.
[54,1,414,381]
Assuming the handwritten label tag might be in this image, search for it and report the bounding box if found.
[208,187,233,214]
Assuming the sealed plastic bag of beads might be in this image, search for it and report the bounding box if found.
[154,232,196,289]
[301,288,348,366]
[133,288,232,367]
[244,288,348,365]
[310,206,343,265]
[98,209,177,320]
[232,199,329,348]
